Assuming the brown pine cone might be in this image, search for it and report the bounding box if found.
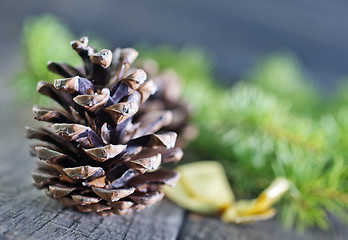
[26,37,184,216]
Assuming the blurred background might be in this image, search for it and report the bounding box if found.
[2,0,348,235]
[1,0,348,89]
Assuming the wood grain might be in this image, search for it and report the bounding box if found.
[1,131,348,240]
[0,135,185,240]
[179,213,348,240]
[0,108,347,240]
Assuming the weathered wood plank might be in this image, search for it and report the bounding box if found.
[1,109,348,240]
[0,195,184,240]
[0,121,184,240]
[0,157,184,240]
[179,213,348,240]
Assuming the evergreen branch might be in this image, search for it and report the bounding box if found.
[192,83,348,230]
[135,44,348,230]
[246,53,320,116]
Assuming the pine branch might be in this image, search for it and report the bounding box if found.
[133,45,348,230]
[246,53,320,116]
[192,83,348,230]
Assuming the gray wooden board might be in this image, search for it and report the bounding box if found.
[1,109,348,239]
[0,126,185,240]
[179,213,348,240]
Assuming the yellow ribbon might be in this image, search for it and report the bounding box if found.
[164,161,290,223]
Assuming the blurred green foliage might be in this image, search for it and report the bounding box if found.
[246,53,320,116]
[15,14,348,231]
[14,14,80,104]
[137,46,348,231]
[14,14,106,104]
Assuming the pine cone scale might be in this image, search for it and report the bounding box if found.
[27,37,188,215]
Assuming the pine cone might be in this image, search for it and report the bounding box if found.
[26,37,184,216]
[139,59,198,148]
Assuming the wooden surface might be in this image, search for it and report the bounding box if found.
[1,91,348,240]
[1,130,348,240]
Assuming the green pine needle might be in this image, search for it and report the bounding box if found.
[135,45,348,230]
[246,53,320,116]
